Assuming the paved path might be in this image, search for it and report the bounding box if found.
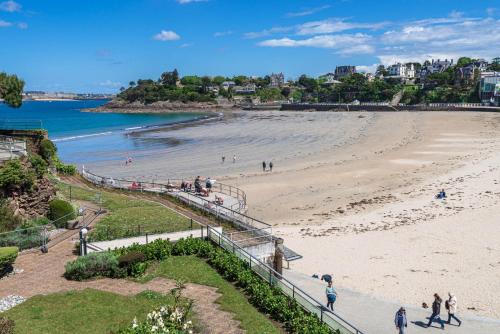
[87,227,223,252]
[284,269,500,334]
[1,231,243,334]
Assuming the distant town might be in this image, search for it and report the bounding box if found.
[22,91,114,101]
[115,56,500,108]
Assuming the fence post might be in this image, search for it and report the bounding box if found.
[269,268,272,284]
[190,219,193,229]
[292,285,295,299]
[201,226,204,239]
[321,308,323,323]
[146,233,149,244]
[69,186,72,202]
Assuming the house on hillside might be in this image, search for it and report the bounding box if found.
[233,83,256,94]
[222,81,236,90]
[419,59,454,80]
[269,73,284,88]
[387,63,416,80]
[320,73,341,86]
[455,59,489,84]
[334,66,356,79]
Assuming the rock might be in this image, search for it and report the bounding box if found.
[0,295,26,312]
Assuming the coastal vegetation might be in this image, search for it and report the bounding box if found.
[0,246,18,275]
[64,238,337,334]
[0,72,24,108]
[56,183,192,241]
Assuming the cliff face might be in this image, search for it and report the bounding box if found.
[8,176,56,219]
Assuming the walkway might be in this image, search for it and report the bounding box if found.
[0,234,243,334]
[87,227,223,252]
[284,269,500,334]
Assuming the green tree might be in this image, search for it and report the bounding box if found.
[160,69,179,86]
[456,57,473,68]
[0,72,24,108]
[129,81,136,87]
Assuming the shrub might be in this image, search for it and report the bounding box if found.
[0,246,18,275]
[0,159,35,193]
[0,227,46,250]
[118,251,147,277]
[0,200,22,233]
[39,139,57,162]
[28,154,47,178]
[0,317,15,334]
[64,252,123,280]
[113,239,172,261]
[48,199,75,228]
[55,159,76,175]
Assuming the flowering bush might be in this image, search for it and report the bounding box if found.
[119,283,194,334]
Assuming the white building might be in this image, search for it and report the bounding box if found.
[269,73,284,87]
[221,81,236,90]
[387,63,415,79]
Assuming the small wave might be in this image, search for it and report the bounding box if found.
[125,126,143,130]
[52,131,113,142]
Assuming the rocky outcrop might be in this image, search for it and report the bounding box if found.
[84,99,238,114]
[8,177,56,219]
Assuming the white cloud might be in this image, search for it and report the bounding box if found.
[153,30,180,41]
[0,1,21,12]
[286,5,331,18]
[297,19,387,35]
[99,80,122,88]
[0,19,11,27]
[180,43,193,48]
[356,64,379,73]
[176,0,207,3]
[258,34,373,53]
[486,8,497,17]
[214,30,233,37]
[17,22,27,29]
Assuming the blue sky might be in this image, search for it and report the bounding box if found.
[1,0,499,93]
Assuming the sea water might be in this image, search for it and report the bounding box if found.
[0,100,206,163]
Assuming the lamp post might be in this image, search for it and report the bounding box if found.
[79,227,88,256]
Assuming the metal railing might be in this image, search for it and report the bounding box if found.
[81,169,247,213]
[0,119,43,130]
[0,136,27,160]
[206,226,364,334]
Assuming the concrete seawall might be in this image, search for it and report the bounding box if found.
[280,103,500,112]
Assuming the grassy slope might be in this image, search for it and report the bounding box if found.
[143,256,282,334]
[56,182,191,241]
[3,289,194,334]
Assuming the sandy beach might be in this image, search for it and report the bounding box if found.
[85,110,500,319]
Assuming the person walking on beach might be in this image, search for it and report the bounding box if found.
[262,161,266,172]
[233,155,237,163]
[426,293,445,329]
[222,155,225,164]
[446,293,462,326]
[325,281,337,311]
[395,307,407,334]
[269,161,273,172]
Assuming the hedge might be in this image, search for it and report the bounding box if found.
[64,252,125,281]
[66,238,338,334]
[48,199,75,228]
[0,247,18,275]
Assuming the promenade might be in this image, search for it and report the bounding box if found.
[284,270,500,334]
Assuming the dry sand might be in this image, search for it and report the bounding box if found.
[88,110,500,318]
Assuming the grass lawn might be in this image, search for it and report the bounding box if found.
[3,289,197,334]
[142,255,282,334]
[56,182,192,241]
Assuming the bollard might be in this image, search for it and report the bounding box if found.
[273,238,284,277]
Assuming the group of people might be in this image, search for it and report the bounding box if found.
[194,176,215,197]
[262,161,274,172]
[395,293,462,333]
[221,155,237,164]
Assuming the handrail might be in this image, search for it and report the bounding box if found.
[81,169,247,212]
[80,169,270,233]
[206,226,364,334]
